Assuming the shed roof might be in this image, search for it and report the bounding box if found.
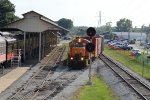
[2,11,70,33]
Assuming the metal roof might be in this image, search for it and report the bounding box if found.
[2,11,70,33]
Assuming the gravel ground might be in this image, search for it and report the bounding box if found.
[106,55,150,88]
[97,60,137,100]
[1,58,149,100]
[97,55,150,100]
[52,59,137,100]
[0,63,41,100]
[0,67,16,78]
[0,46,65,100]
[51,60,98,100]
[52,58,150,100]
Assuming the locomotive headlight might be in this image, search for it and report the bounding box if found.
[70,57,73,60]
[81,57,84,60]
[78,38,81,42]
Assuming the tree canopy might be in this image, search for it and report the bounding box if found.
[72,26,88,36]
[116,18,132,32]
[0,0,17,27]
[57,18,73,29]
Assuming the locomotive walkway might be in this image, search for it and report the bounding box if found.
[0,67,29,93]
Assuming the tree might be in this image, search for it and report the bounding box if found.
[132,26,141,32]
[57,18,73,29]
[71,26,88,36]
[116,18,132,32]
[0,0,16,27]
[106,22,112,32]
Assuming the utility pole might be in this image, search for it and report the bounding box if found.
[98,11,101,27]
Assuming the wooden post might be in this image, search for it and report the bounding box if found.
[39,32,42,61]
[24,32,26,60]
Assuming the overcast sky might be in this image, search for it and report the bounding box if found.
[10,0,150,27]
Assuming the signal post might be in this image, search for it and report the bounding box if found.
[86,27,96,85]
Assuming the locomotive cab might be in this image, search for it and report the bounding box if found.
[67,38,90,69]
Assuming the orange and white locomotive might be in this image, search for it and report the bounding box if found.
[67,36,103,69]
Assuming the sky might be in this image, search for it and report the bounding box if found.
[10,0,150,27]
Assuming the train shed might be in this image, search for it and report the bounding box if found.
[0,11,69,62]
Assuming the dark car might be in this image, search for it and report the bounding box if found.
[63,36,72,40]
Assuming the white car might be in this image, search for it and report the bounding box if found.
[131,49,141,56]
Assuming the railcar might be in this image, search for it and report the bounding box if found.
[67,36,103,69]
[0,36,17,67]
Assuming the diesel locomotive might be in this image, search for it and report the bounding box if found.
[66,36,103,69]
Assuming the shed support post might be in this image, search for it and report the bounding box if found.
[39,32,42,61]
[24,32,26,60]
[42,33,44,58]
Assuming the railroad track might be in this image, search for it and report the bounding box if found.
[8,46,66,100]
[34,69,83,100]
[99,54,150,100]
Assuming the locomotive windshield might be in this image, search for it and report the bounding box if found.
[75,44,84,47]
[71,44,84,47]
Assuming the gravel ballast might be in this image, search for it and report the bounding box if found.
[1,57,149,100]
[51,61,98,100]
[97,60,137,100]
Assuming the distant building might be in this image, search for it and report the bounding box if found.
[113,32,146,41]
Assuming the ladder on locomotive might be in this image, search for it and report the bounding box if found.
[11,49,21,67]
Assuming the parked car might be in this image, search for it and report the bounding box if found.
[129,40,136,44]
[104,39,112,44]
[109,41,132,50]
[121,45,133,50]
[131,49,141,56]
[146,43,150,49]
[113,44,122,49]
[63,36,72,40]
[108,42,121,49]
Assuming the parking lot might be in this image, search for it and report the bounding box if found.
[130,41,150,55]
[106,39,150,56]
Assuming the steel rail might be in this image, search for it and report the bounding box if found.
[99,54,150,100]
[41,70,82,100]
[8,46,65,100]
[29,46,66,100]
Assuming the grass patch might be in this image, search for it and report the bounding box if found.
[72,75,119,100]
[63,43,69,47]
[104,45,150,78]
